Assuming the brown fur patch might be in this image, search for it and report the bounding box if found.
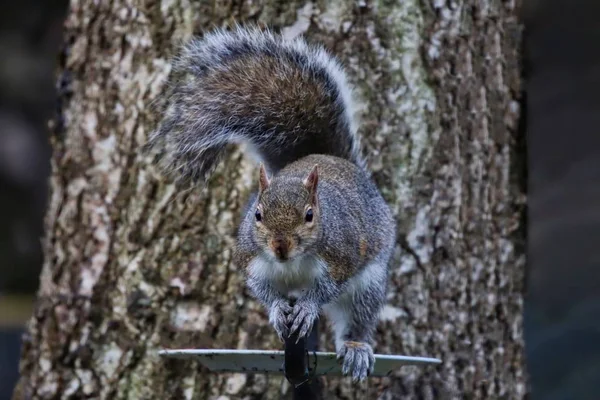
[359,238,368,259]
[203,55,332,135]
[233,249,255,272]
[344,341,368,349]
[322,252,355,282]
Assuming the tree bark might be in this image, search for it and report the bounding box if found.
[14,0,525,399]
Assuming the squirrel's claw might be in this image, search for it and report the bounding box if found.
[268,300,292,341]
[287,301,319,342]
[337,341,375,383]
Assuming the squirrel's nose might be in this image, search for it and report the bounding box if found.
[271,237,289,260]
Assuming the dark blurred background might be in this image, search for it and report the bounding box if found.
[0,1,68,399]
[1,0,599,399]
[523,0,600,398]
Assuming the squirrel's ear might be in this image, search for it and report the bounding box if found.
[303,164,319,203]
[258,163,270,192]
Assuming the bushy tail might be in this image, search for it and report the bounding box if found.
[144,25,364,184]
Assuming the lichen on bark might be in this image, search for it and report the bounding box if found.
[14,1,525,399]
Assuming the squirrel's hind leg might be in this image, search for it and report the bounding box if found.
[323,262,387,382]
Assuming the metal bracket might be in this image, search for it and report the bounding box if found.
[284,314,321,399]
[283,328,310,385]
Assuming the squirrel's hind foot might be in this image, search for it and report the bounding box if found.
[337,341,375,382]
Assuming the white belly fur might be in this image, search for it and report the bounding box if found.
[249,254,385,350]
[248,254,327,299]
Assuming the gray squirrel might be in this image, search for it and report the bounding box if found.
[145,26,396,382]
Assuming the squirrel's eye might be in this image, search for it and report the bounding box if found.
[305,208,313,223]
[255,209,262,222]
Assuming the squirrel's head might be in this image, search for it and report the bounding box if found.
[253,164,321,262]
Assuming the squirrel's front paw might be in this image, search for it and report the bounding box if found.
[288,300,319,341]
[337,341,375,383]
[268,300,292,341]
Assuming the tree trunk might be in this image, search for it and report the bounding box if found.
[14,0,525,399]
